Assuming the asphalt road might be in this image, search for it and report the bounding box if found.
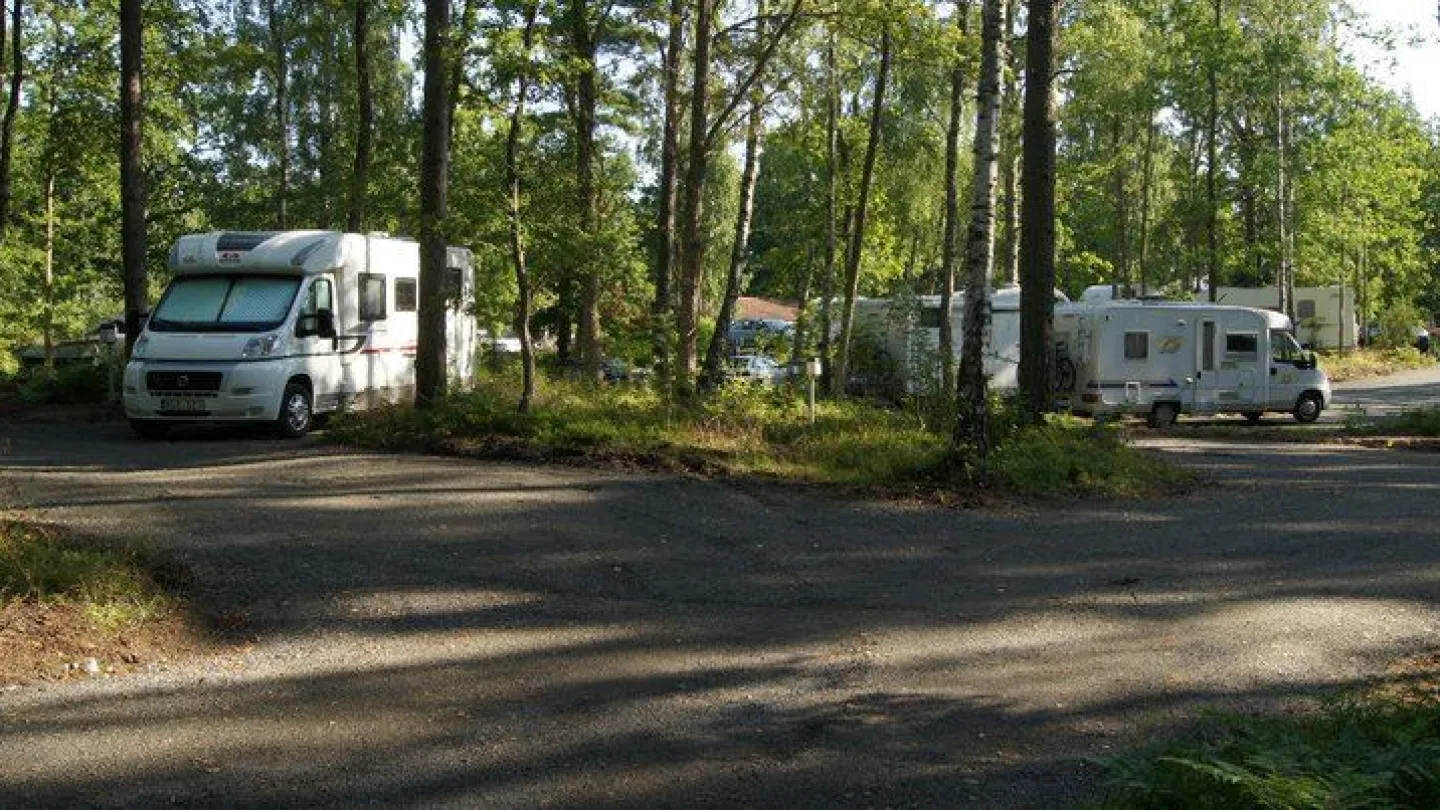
[3,404,1440,807]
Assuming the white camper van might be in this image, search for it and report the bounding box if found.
[1054,301,1331,426]
[123,231,477,439]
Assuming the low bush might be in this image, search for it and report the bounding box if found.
[16,363,113,405]
[1093,696,1440,808]
[329,372,1192,500]
[1320,347,1433,383]
[0,520,171,631]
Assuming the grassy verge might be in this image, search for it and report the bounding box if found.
[1319,347,1435,383]
[327,374,1194,501]
[1,519,174,631]
[1092,685,1440,808]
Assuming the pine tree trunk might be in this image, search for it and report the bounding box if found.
[1138,118,1156,297]
[939,2,971,398]
[1206,0,1221,301]
[0,1,22,243]
[675,0,715,399]
[416,0,452,408]
[1018,0,1058,421]
[954,0,1005,454]
[266,0,290,230]
[570,0,602,383]
[651,0,684,394]
[507,3,539,413]
[1275,83,1293,319]
[120,0,147,359]
[816,27,838,393]
[833,24,892,397]
[347,0,372,233]
[999,0,1021,287]
[43,172,54,369]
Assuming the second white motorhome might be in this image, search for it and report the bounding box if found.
[1054,301,1332,426]
[123,231,477,439]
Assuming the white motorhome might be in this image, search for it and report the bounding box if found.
[123,231,477,438]
[851,285,1070,393]
[1198,285,1358,350]
[1054,301,1332,426]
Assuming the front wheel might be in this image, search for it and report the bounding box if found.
[276,382,313,438]
[1293,392,1323,424]
[1147,402,1179,429]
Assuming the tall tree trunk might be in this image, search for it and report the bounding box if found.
[651,0,684,394]
[1018,0,1058,421]
[1110,118,1131,297]
[954,0,1005,454]
[999,0,1021,287]
[675,0,715,398]
[701,78,766,391]
[939,2,971,398]
[1275,82,1294,320]
[507,3,539,412]
[817,27,838,393]
[266,0,290,229]
[1205,0,1221,301]
[0,1,22,243]
[416,0,452,408]
[120,0,147,359]
[570,0,602,383]
[43,172,54,369]
[833,24,892,397]
[347,0,372,233]
[1137,117,1156,297]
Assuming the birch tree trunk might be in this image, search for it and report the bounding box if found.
[939,2,971,398]
[1205,0,1221,301]
[816,26,838,393]
[953,0,1005,455]
[347,0,372,233]
[833,24,892,397]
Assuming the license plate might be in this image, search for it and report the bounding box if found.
[159,397,208,413]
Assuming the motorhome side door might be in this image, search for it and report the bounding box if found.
[1194,319,1219,409]
[294,276,344,412]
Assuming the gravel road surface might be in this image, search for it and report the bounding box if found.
[3,415,1440,808]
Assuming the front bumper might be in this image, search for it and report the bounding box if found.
[123,361,283,422]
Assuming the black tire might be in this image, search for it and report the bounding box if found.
[1147,402,1179,429]
[276,381,313,438]
[1293,391,1323,424]
[1242,411,1263,424]
[129,418,169,440]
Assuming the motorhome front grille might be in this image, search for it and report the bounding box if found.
[146,371,224,393]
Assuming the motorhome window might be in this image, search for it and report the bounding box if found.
[1225,333,1259,361]
[1297,299,1316,320]
[395,278,418,313]
[919,307,942,329]
[301,278,333,316]
[359,273,386,321]
[149,275,300,333]
[1124,331,1149,360]
[444,268,463,302]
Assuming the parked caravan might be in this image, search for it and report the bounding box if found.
[850,285,1069,394]
[1054,301,1331,426]
[123,231,476,439]
[1198,285,1358,350]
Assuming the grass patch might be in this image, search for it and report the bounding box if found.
[1092,692,1440,809]
[1319,347,1434,383]
[1,519,172,631]
[328,373,1193,500]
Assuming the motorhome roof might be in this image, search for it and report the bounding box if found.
[1072,300,1295,329]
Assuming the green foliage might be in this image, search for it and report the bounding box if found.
[1319,347,1434,383]
[1092,697,1440,809]
[1375,301,1427,350]
[989,416,1195,498]
[0,521,171,631]
[16,363,113,405]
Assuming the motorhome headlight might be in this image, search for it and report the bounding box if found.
[131,335,149,359]
[241,333,288,359]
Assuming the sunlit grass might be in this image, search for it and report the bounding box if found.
[1319,347,1434,382]
[329,372,1192,499]
[0,520,172,632]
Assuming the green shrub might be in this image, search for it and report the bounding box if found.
[1093,698,1440,809]
[17,362,112,405]
[990,417,1194,498]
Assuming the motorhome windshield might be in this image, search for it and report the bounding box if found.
[149,275,301,333]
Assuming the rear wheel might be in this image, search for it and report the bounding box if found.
[276,382,313,438]
[129,418,169,440]
[1147,402,1179,429]
[1293,391,1323,424]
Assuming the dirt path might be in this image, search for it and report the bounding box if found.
[3,421,1439,808]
